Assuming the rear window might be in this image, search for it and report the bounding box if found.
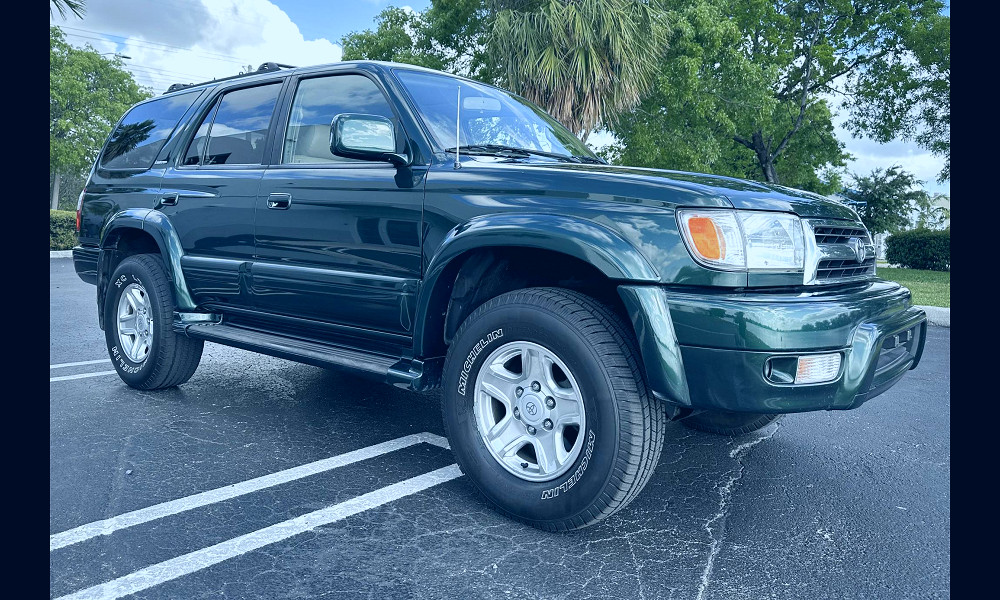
[183,83,282,166]
[100,91,200,170]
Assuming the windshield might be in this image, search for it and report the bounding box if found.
[393,69,597,160]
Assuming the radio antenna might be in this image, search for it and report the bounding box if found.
[454,86,461,169]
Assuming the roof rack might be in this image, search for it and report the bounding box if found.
[164,62,297,94]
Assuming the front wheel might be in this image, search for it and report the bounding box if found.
[441,288,664,531]
[680,410,780,436]
[104,254,204,390]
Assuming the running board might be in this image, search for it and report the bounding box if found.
[181,322,442,390]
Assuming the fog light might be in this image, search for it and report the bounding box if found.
[795,353,842,384]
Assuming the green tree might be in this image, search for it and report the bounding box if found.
[341,1,495,80]
[608,0,945,188]
[488,0,668,141]
[846,12,949,181]
[912,192,950,230]
[603,0,847,193]
[842,165,929,235]
[50,26,149,209]
[51,0,86,19]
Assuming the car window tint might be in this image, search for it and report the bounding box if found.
[194,83,280,166]
[282,75,395,164]
[101,91,200,169]
[183,106,216,166]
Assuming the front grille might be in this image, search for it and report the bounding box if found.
[805,219,876,285]
[816,257,876,280]
[812,225,870,245]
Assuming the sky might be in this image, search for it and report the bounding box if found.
[51,0,948,195]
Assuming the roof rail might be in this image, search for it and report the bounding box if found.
[163,62,297,95]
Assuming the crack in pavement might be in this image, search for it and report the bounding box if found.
[695,420,782,600]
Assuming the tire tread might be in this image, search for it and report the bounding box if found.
[108,254,203,390]
[443,287,665,531]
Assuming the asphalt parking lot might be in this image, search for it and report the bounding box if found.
[50,257,950,599]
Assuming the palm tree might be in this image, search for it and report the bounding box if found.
[489,0,668,142]
[51,0,86,19]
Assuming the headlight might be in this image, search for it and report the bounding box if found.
[677,209,804,271]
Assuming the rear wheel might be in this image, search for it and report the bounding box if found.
[441,287,664,531]
[104,254,203,390]
[680,410,780,436]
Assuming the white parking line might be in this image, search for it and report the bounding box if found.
[50,432,451,551]
[54,464,463,600]
[51,359,112,369]
[50,370,119,383]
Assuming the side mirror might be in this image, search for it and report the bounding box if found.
[330,113,409,167]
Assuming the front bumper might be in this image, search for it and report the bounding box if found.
[619,281,927,414]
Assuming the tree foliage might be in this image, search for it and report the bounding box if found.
[50,26,150,178]
[51,0,86,19]
[339,0,949,191]
[488,0,668,139]
[341,1,495,80]
[842,165,929,235]
[846,12,949,181]
[342,0,668,141]
[912,192,949,230]
[603,0,847,192]
[607,0,946,188]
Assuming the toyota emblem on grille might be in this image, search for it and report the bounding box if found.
[848,237,867,262]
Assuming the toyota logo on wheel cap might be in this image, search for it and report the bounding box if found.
[525,401,538,416]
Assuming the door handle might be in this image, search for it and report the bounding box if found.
[157,193,178,208]
[267,193,292,210]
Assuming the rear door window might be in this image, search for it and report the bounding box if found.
[183,83,282,166]
[100,90,200,169]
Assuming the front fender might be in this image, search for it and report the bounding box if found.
[100,209,196,311]
[413,213,660,357]
[429,213,660,282]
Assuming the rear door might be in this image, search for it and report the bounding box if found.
[158,81,285,308]
[81,90,205,248]
[252,71,425,336]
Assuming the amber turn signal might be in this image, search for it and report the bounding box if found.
[687,217,724,260]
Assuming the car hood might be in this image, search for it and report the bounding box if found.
[515,162,860,221]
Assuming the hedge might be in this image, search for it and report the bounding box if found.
[50,210,77,251]
[885,228,950,271]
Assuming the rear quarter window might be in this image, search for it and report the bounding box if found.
[100,91,200,170]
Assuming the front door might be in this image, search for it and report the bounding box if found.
[159,81,284,308]
[253,72,424,336]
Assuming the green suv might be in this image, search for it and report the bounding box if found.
[73,61,927,531]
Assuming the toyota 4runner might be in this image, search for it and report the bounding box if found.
[73,61,927,531]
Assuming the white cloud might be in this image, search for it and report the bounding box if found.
[830,99,949,196]
[51,0,342,95]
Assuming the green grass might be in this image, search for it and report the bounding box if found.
[878,267,950,308]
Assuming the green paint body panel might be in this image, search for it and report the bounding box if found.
[72,60,926,409]
[618,281,927,413]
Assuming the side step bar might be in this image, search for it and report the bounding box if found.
[181,322,442,391]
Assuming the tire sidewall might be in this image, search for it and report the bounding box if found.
[443,299,622,525]
[104,257,164,386]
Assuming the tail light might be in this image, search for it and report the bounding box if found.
[76,189,85,233]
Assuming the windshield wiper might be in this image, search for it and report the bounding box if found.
[444,144,580,163]
[574,155,607,164]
